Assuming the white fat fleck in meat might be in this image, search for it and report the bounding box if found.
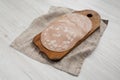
[63,27,69,32]
[41,13,92,52]
[55,27,60,30]
[52,33,61,37]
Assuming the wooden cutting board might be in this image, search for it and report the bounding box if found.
[33,10,101,61]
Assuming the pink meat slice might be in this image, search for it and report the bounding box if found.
[41,13,92,52]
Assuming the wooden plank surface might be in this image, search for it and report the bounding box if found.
[0,0,120,80]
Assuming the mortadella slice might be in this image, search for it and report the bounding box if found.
[41,13,92,52]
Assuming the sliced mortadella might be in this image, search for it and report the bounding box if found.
[41,13,92,52]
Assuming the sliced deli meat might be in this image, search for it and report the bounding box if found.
[41,13,92,52]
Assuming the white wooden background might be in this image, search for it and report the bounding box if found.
[0,0,120,80]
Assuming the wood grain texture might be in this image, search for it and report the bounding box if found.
[0,0,120,80]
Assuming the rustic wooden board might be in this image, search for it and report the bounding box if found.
[33,10,101,60]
